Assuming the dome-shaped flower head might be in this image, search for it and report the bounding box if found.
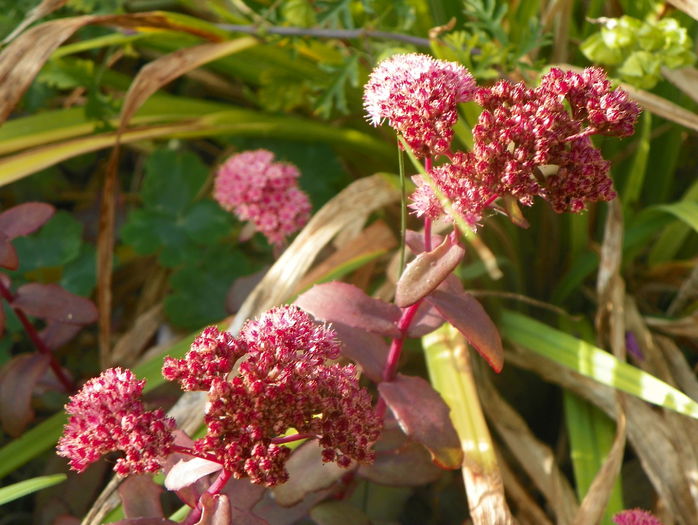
[214,150,312,247]
[57,368,176,476]
[613,509,663,525]
[192,305,382,486]
[363,53,476,157]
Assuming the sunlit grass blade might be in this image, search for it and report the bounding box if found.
[0,473,66,505]
[500,310,698,418]
[564,391,623,525]
[422,324,512,524]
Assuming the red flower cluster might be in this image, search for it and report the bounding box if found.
[364,54,640,226]
[363,53,476,157]
[213,149,311,246]
[409,67,639,225]
[57,368,176,476]
[165,306,381,486]
[613,509,663,525]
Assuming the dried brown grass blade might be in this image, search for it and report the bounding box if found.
[477,371,578,525]
[111,304,164,367]
[497,450,554,525]
[504,345,698,525]
[667,0,698,20]
[117,37,258,134]
[662,67,698,105]
[1,0,68,44]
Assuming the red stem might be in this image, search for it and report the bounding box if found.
[376,156,435,419]
[272,432,316,445]
[182,469,233,525]
[0,279,75,393]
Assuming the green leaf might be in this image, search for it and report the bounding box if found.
[500,310,698,419]
[178,200,233,245]
[314,54,359,118]
[13,211,82,273]
[60,243,97,296]
[165,245,252,329]
[0,474,67,505]
[141,149,208,214]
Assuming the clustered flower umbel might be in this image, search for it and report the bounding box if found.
[213,149,311,247]
[613,509,663,525]
[58,306,380,487]
[364,54,641,226]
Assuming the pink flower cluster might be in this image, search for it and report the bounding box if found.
[213,150,311,246]
[57,368,175,476]
[613,509,663,525]
[163,305,381,486]
[364,54,640,226]
[363,53,476,157]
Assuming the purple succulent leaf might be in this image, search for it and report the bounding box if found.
[219,478,267,516]
[0,233,18,270]
[164,457,222,491]
[253,487,332,525]
[196,493,232,525]
[119,475,165,519]
[358,440,443,486]
[395,236,465,308]
[407,300,445,338]
[378,374,463,470]
[13,283,98,325]
[295,282,401,337]
[0,353,51,436]
[39,321,83,351]
[162,431,210,508]
[404,230,444,254]
[331,321,389,383]
[425,286,503,373]
[0,202,54,239]
[271,441,350,507]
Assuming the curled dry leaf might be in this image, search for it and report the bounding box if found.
[13,283,98,325]
[0,353,51,436]
[271,441,349,507]
[395,236,465,308]
[0,202,55,239]
[377,374,463,470]
[119,475,165,519]
[295,282,401,337]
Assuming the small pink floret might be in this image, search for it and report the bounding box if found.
[613,509,663,525]
[363,53,476,157]
[57,368,175,476]
[213,150,311,246]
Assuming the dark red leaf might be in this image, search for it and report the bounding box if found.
[0,202,54,239]
[395,236,465,308]
[40,321,83,351]
[425,288,503,373]
[0,233,18,270]
[295,282,401,337]
[13,283,98,325]
[331,321,388,383]
[407,301,444,338]
[271,441,349,507]
[162,431,210,508]
[254,487,332,525]
[219,478,267,522]
[404,230,443,254]
[0,291,4,337]
[0,353,51,436]
[377,374,463,470]
[358,440,443,486]
[109,520,176,525]
[196,493,232,525]
[119,475,164,519]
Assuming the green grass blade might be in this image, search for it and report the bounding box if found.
[621,112,651,216]
[0,473,66,505]
[648,180,698,265]
[500,310,698,419]
[564,391,623,525]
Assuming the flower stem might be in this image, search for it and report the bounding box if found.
[182,469,233,525]
[0,279,75,393]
